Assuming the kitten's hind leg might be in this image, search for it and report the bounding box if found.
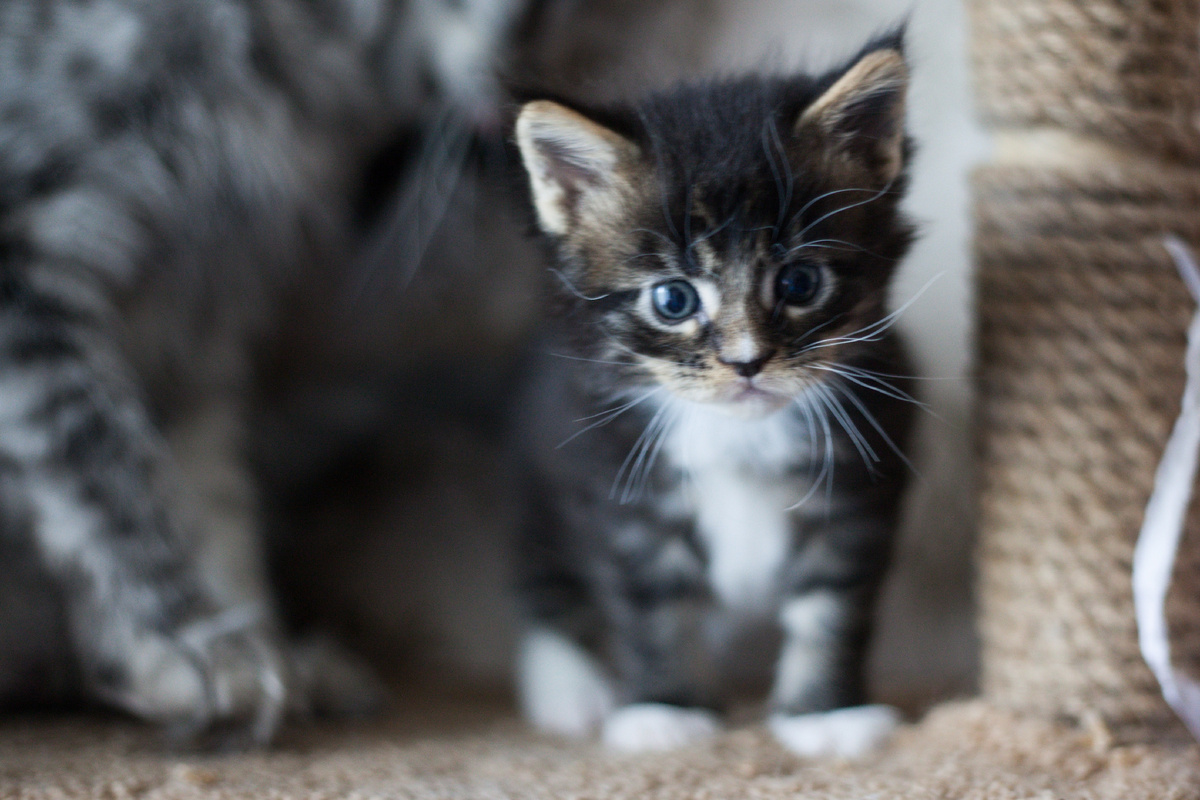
[0,274,287,745]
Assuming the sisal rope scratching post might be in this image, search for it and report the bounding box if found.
[972,0,1200,741]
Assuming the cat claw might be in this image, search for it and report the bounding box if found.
[769,704,901,759]
[601,703,722,752]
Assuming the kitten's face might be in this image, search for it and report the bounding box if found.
[518,46,913,418]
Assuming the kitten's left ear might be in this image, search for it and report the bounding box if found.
[796,46,909,185]
[516,100,640,237]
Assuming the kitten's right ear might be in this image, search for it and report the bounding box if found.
[516,101,640,237]
[796,45,908,185]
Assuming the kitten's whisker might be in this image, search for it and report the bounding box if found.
[790,313,847,349]
[697,211,738,244]
[813,383,880,479]
[624,252,666,265]
[786,238,894,261]
[798,272,943,354]
[808,363,933,415]
[788,396,832,510]
[787,186,886,232]
[548,351,640,368]
[350,103,472,299]
[797,387,838,507]
[613,400,670,504]
[796,180,895,240]
[818,391,836,508]
[782,393,840,513]
[573,387,658,423]
[631,228,678,249]
[829,377,919,477]
[550,269,610,302]
[833,364,960,383]
[642,125,682,242]
[632,401,679,502]
[559,388,661,449]
[683,186,696,250]
[594,326,652,362]
[763,115,793,234]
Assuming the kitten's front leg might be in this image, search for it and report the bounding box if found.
[601,548,722,752]
[768,583,898,759]
[0,286,287,744]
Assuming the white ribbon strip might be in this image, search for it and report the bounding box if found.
[1132,236,1200,741]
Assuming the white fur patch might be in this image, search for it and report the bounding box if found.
[665,399,802,472]
[662,401,803,609]
[693,472,792,609]
[769,705,901,759]
[779,591,843,640]
[517,628,614,738]
[602,703,721,752]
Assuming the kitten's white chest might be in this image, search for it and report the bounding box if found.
[663,402,800,610]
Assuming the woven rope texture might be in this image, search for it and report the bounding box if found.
[971,0,1200,161]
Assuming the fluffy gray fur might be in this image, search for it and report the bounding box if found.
[0,0,554,745]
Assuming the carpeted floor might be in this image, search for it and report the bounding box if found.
[4,687,1199,799]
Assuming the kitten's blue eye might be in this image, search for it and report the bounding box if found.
[651,280,700,321]
[776,263,823,306]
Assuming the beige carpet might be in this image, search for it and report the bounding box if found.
[5,687,1200,800]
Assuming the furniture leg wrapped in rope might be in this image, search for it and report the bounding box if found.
[976,163,1200,741]
[972,0,1200,744]
[971,0,1200,163]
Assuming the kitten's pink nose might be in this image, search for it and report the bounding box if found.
[718,351,774,378]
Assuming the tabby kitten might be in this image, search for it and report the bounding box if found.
[513,33,918,755]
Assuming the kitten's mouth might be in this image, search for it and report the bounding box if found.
[712,381,790,417]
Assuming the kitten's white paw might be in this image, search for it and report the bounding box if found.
[517,628,614,737]
[601,703,721,752]
[769,704,900,759]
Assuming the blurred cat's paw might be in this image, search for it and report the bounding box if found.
[517,628,614,737]
[769,704,900,759]
[101,605,287,748]
[289,634,389,719]
[601,703,721,752]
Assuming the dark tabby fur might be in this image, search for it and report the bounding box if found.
[513,33,918,751]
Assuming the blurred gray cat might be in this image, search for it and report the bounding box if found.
[0,0,720,746]
[0,0,541,745]
[513,33,918,755]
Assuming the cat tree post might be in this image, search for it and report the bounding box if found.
[970,0,1200,741]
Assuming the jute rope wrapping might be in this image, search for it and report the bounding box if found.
[971,0,1200,741]
[972,0,1200,163]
